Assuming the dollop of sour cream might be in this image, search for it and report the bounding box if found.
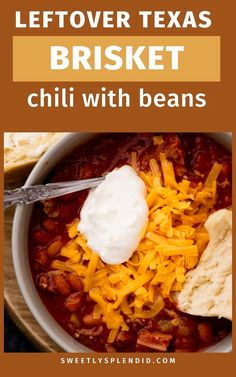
[78,165,149,264]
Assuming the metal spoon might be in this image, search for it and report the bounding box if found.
[4,176,105,209]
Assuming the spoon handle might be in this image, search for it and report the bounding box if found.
[4,176,104,208]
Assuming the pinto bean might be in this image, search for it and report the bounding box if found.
[32,229,51,245]
[177,317,196,337]
[174,336,196,351]
[42,218,58,232]
[53,274,71,296]
[198,323,215,344]
[65,292,84,312]
[47,239,63,258]
[116,331,133,345]
[82,313,103,326]
[36,271,65,293]
[67,273,84,292]
[33,248,49,266]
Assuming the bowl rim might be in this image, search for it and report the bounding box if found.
[12,132,232,353]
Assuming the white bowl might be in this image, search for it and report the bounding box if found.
[12,132,232,352]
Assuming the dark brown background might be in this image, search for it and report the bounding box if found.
[1,0,235,376]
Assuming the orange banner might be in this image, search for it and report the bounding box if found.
[13,36,220,82]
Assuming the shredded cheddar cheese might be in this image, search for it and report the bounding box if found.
[50,141,222,343]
